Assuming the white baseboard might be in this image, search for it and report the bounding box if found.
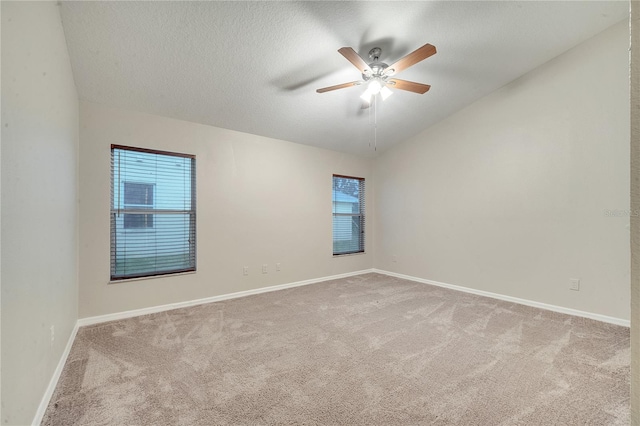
[32,321,80,426]
[78,269,375,327]
[30,268,627,425]
[372,269,630,327]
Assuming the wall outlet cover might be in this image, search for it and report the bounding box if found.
[570,278,580,291]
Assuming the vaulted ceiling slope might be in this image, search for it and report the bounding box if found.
[60,1,628,157]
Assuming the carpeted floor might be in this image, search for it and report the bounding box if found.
[42,273,630,425]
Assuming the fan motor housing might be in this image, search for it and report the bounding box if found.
[364,64,388,81]
[363,47,390,81]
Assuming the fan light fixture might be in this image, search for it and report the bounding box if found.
[380,86,393,100]
[360,78,392,103]
[368,79,382,94]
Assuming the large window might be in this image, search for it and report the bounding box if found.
[111,145,196,280]
[332,175,365,255]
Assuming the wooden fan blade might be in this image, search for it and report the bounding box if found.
[316,81,361,93]
[384,43,436,76]
[338,47,372,74]
[388,79,431,94]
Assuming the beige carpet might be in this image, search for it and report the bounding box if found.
[42,273,630,425]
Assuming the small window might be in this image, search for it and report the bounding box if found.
[332,175,365,255]
[111,145,196,280]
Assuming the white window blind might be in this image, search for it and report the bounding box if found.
[332,175,365,255]
[111,145,196,280]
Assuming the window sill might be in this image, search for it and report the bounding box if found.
[333,251,366,257]
[109,270,196,284]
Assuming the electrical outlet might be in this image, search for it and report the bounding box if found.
[262,264,268,274]
[243,266,249,276]
[50,325,55,345]
[276,263,281,271]
[570,278,580,291]
[392,255,398,263]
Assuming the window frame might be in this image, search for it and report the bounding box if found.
[332,174,365,256]
[110,144,197,281]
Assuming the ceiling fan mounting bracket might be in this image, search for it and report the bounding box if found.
[368,47,382,62]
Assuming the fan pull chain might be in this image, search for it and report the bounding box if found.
[374,95,377,151]
[367,95,378,151]
[368,95,372,149]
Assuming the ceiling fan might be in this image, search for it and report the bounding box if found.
[316,43,437,103]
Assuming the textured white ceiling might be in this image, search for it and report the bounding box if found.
[59,1,628,157]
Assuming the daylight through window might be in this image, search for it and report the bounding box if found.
[332,175,365,255]
[111,145,196,280]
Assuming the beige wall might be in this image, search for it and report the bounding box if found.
[79,102,373,318]
[1,2,79,425]
[630,3,639,424]
[374,21,630,321]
